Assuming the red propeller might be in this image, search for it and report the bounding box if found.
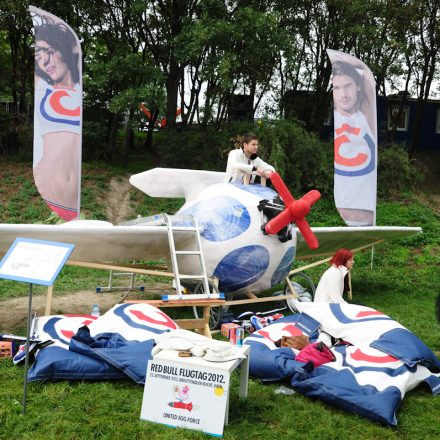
[264,172,321,249]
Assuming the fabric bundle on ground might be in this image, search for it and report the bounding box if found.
[244,303,440,425]
[243,314,320,381]
[26,304,245,383]
[27,303,178,383]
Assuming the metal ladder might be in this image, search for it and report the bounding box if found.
[96,270,145,294]
[165,214,211,299]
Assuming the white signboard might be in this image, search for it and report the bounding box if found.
[141,359,230,436]
[0,237,74,285]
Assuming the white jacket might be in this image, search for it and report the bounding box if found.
[313,264,348,303]
[225,148,274,183]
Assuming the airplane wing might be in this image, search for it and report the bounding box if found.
[295,226,422,260]
[0,220,197,263]
[130,168,225,201]
[0,222,421,264]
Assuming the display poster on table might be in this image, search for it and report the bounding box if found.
[141,359,230,436]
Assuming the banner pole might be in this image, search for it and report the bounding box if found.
[22,282,33,415]
[371,203,376,270]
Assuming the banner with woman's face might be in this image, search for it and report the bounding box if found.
[29,6,82,221]
[327,49,377,227]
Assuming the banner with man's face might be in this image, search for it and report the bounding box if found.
[327,49,377,226]
[29,6,82,221]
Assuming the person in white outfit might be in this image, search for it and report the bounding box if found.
[225,133,275,183]
[314,248,354,303]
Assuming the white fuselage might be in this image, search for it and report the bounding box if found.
[175,182,296,295]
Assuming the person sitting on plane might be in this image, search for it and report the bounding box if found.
[225,132,275,184]
[314,248,354,303]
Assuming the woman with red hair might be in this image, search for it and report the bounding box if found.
[314,249,354,303]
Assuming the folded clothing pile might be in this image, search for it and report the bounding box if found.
[152,329,246,362]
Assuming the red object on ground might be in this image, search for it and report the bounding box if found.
[265,172,321,249]
[296,342,336,367]
[221,322,240,338]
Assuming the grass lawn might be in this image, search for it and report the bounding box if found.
[0,160,439,439]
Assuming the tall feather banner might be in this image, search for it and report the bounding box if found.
[29,6,82,221]
[327,49,377,226]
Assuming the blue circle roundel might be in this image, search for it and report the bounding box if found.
[178,196,250,242]
[214,245,270,292]
[271,246,295,286]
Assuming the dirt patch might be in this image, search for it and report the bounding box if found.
[0,291,123,332]
[416,192,440,215]
[105,175,134,224]
[0,281,172,333]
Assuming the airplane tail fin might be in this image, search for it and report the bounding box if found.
[129,168,225,201]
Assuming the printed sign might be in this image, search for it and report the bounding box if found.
[0,237,74,285]
[141,359,230,436]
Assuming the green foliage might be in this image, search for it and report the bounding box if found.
[150,123,239,170]
[256,119,333,196]
[134,194,184,217]
[106,54,165,116]
[0,108,33,158]
[378,145,424,198]
[82,121,109,158]
[147,118,334,197]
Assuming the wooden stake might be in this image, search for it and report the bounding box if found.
[45,285,53,316]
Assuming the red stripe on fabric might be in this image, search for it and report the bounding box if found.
[45,202,78,221]
[351,348,398,363]
[129,309,178,329]
[258,324,303,342]
[61,330,74,339]
[355,311,385,317]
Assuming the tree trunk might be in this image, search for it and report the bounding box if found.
[122,108,135,166]
[107,112,119,162]
[165,59,180,129]
[143,107,159,150]
[7,20,19,155]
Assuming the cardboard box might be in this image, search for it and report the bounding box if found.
[221,322,240,339]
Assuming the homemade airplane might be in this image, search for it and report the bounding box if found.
[0,168,421,300]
